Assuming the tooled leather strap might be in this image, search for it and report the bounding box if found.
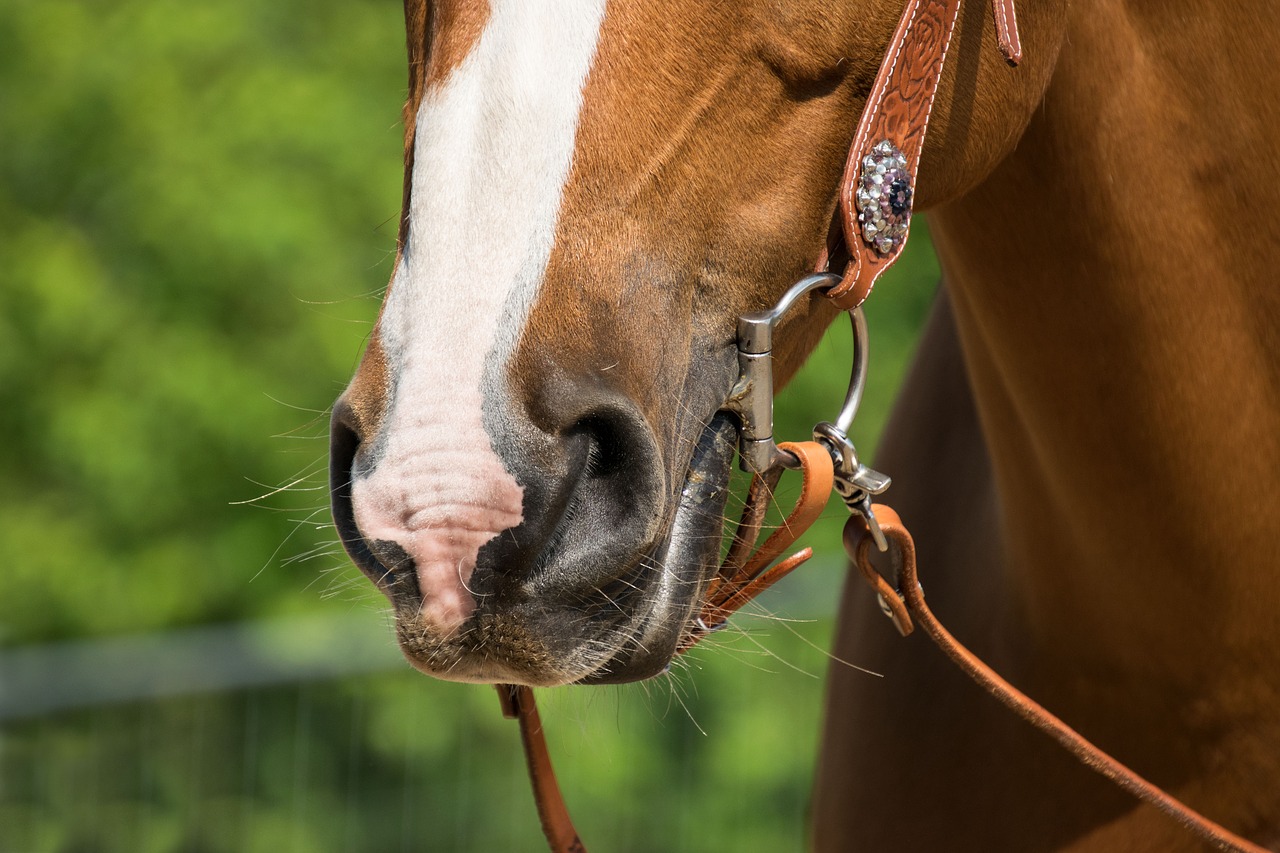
[845,505,1268,853]
[825,0,1021,310]
[497,442,835,853]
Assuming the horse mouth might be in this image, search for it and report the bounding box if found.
[573,412,738,684]
[397,413,740,687]
[331,406,740,686]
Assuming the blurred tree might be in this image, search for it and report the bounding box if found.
[0,0,405,642]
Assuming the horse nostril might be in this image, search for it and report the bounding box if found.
[572,414,630,479]
[329,400,380,580]
[534,404,661,566]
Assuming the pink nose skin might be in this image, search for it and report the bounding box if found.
[351,457,524,635]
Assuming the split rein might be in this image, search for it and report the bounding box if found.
[490,0,1267,849]
[496,286,1266,853]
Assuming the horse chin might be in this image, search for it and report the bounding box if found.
[574,413,739,685]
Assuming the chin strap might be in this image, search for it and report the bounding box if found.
[845,506,1269,853]
[495,684,586,853]
[495,441,837,853]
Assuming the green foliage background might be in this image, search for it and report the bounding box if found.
[0,1,937,850]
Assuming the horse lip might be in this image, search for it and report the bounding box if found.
[575,413,739,684]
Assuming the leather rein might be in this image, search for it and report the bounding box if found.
[495,1,1268,850]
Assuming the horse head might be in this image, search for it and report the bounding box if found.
[330,0,1061,686]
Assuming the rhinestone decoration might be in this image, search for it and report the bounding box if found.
[855,139,912,255]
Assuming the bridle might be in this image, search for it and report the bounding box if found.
[493,1,1269,850]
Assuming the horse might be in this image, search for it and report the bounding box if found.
[328,0,1280,849]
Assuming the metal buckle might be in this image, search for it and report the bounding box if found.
[813,421,890,552]
[722,273,891,549]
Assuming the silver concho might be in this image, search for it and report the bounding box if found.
[855,139,912,255]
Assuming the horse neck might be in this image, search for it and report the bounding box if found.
[927,0,1280,698]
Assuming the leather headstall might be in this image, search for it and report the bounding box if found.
[493,0,1268,850]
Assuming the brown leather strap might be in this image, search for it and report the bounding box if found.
[682,440,834,649]
[496,684,587,853]
[845,505,1269,853]
[825,0,1020,310]
[991,0,1023,65]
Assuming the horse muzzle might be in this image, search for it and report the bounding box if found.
[328,365,739,686]
[328,271,886,686]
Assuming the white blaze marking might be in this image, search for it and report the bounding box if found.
[351,1,609,633]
